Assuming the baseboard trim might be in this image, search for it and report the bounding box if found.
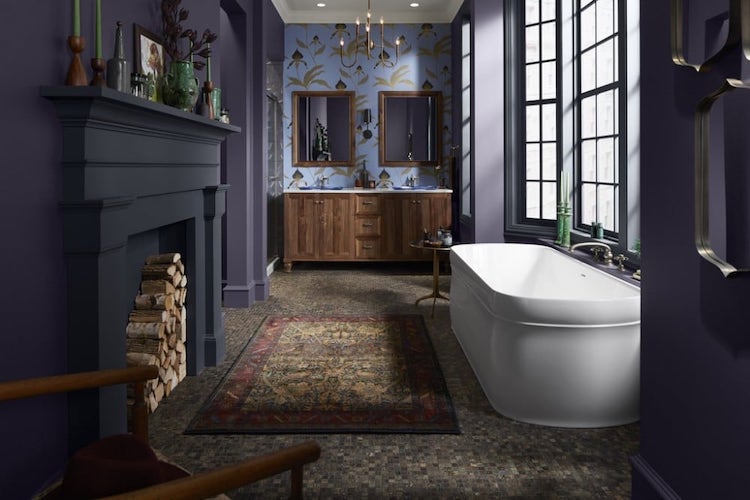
[630,454,681,500]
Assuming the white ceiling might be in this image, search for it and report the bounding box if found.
[271,0,463,24]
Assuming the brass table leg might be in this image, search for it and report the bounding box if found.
[415,248,449,316]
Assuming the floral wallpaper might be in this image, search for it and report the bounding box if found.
[283,23,452,189]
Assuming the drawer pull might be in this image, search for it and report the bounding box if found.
[362,245,374,250]
[362,222,374,227]
[362,200,374,205]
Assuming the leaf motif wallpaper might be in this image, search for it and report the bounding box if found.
[283,23,452,189]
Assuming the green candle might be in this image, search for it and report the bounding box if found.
[206,43,212,81]
[73,0,80,36]
[95,0,102,58]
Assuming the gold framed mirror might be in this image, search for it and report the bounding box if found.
[378,91,442,167]
[292,91,355,166]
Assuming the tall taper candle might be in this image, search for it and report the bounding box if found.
[206,43,212,81]
[95,0,102,59]
[73,0,80,36]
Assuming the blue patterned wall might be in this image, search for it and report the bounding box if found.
[283,23,452,189]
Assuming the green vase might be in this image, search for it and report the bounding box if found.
[162,60,199,111]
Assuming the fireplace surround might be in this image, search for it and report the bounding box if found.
[42,86,238,450]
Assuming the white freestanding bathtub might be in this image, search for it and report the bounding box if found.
[450,243,640,428]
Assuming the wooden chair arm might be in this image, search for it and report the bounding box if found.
[102,440,322,500]
[0,366,158,443]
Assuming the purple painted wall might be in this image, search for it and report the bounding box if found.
[632,1,750,498]
[0,1,253,497]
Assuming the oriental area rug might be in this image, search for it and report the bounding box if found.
[185,315,460,434]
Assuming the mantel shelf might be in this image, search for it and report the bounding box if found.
[40,85,240,135]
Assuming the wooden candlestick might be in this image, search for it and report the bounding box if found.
[90,58,106,87]
[66,35,88,86]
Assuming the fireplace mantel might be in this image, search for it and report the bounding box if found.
[42,86,238,450]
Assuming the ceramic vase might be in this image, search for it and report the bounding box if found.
[162,60,199,111]
[106,22,130,92]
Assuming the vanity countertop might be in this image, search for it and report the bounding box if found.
[284,187,453,194]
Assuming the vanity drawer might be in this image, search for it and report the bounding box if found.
[355,216,381,236]
[355,238,381,259]
[355,194,380,214]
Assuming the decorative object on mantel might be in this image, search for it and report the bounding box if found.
[90,0,106,86]
[107,21,130,92]
[160,0,217,112]
[195,43,216,119]
[133,24,165,102]
[66,0,87,86]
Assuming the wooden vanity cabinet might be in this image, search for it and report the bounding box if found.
[283,193,353,271]
[383,193,451,259]
[283,191,451,270]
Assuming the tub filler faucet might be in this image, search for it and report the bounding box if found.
[569,241,614,265]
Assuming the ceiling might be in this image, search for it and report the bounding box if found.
[270,0,463,24]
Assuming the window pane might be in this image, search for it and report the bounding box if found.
[542,181,557,219]
[526,182,540,218]
[581,4,595,49]
[597,0,615,42]
[541,22,556,60]
[597,90,614,136]
[598,184,616,230]
[526,25,539,62]
[526,105,540,141]
[541,61,556,98]
[597,137,615,182]
[581,139,596,181]
[542,143,556,180]
[596,39,614,87]
[541,0,555,22]
[526,143,540,179]
[581,96,596,138]
[526,0,540,24]
[581,182,597,226]
[526,63,540,101]
[542,103,556,141]
[581,49,595,93]
[614,138,620,183]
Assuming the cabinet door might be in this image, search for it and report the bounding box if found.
[381,195,404,259]
[318,194,354,260]
[284,194,317,260]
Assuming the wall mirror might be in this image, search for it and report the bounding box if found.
[292,91,355,166]
[379,91,442,167]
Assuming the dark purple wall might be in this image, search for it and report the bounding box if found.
[633,1,750,498]
[0,1,232,497]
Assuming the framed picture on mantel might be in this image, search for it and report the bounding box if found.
[134,24,165,81]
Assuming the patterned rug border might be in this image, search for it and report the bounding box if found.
[184,314,460,435]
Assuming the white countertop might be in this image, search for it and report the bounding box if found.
[284,187,453,194]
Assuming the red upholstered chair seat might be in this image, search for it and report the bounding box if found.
[60,434,189,499]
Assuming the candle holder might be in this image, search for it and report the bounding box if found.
[66,36,88,86]
[197,81,215,120]
[90,58,106,87]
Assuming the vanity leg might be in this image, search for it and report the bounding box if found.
[283,260,293,273]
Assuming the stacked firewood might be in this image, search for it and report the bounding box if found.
[126,252,188,413]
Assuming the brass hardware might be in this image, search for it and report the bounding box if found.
[362,222,374,227]
[670,0,740,72]
[362,200,374,205]
[569,241,614,266]
[362,245,373,250]
[695,79,750,276]
[614,254,628,272]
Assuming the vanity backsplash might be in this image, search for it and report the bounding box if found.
[283,23,452,190]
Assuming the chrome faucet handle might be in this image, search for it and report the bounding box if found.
[614,254,628,271]
[591,247,603,260]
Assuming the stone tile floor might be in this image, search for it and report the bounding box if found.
[149,262,639,498]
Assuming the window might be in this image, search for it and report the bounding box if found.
[577,0,619,235]
[511,0,637,250]
[523,0,558,221]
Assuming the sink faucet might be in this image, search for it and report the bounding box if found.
[317,175,329,188]
[569,241,614,265]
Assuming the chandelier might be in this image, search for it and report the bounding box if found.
[339,0,401,69]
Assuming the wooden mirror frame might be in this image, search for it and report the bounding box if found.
[378,91,443,167]
[292,91,355,167]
